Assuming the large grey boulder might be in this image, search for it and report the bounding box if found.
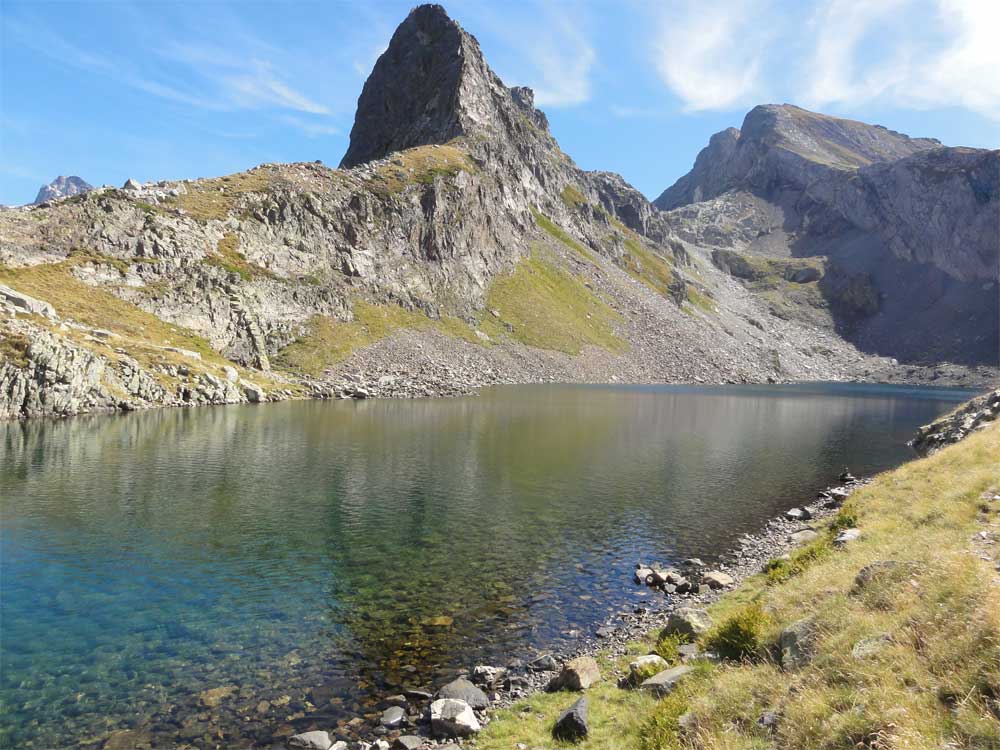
[0,285,57,318]
[429,698,480,738]
[436,677,489,709]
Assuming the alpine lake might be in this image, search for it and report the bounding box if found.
[0,382,975,748]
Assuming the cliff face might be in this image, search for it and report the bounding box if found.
[0,8,995,421]
[657,104,999,366]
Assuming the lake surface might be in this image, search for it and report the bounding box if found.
[0,383,974,748]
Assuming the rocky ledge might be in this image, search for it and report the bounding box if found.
[910,388,1000,455]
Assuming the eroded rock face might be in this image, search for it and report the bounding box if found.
[910,389,1000,454]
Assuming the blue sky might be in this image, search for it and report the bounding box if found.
[2,0,998,206]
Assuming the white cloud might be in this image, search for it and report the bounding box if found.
[648,0,1000,121]
[804,0,1000,120]
[650,0,775,112]
[527,8,595,108]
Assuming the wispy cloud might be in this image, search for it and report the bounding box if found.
[803,0,1000,120]
[648,0,1000,121]
[3,12,334,121]
[650,0,775,112]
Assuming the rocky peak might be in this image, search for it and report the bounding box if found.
[33,175,92,205]
[340,4,546,168]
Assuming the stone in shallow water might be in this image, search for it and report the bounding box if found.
[199,684,235,708]
[436,677,489,709]
[552,697,589,742]
[381,705,406,728]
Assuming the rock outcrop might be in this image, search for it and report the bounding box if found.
[33,175,93,205]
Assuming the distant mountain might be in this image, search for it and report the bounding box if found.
[655,104,998,366]
[33,176,92,204]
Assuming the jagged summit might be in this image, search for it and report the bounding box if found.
[654,103,941,210]
[339,4,551,169]
[33,175,92,205]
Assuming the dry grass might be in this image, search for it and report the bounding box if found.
[163,169,275,221]
[365,144,476,195]
[0,262,241,381]
[484,420,1000,750]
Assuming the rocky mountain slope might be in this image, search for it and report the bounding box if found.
[0,6,995,421]
[656,104,999,366]
[33,175,92,204]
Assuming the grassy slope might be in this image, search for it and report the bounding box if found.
[479,420,1000,750]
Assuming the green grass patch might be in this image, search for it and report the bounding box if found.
[533,209,597,263]
[654,631,689,663]
[622,236,675,297]
[701,602,773,661]
[485,247,624,355]
[560,184,588,208]
[685,284,717,314]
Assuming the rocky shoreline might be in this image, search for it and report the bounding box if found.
[280,474,868,750]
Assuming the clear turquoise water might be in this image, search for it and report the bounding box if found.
[0,383,974,748]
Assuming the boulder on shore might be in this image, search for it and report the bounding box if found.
[288,731,334,750]
[430,698,480,738]
[662,607,712,638]
[640,665,694,697]
[552,697,589,742]
[548,656,601,691]
[436,677,489,709]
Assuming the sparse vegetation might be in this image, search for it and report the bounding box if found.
[0,262,237,377]
[485,247,624,355]
[560,184,588,208]
[205,234,275,281]
[273,301,483,377]
[684,284,716,313]
[366,143,476,194]
[622,236,675,297]
[653,632,689,664]
[0,330,30,367]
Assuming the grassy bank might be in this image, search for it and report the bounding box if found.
[479,419,1000,749]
